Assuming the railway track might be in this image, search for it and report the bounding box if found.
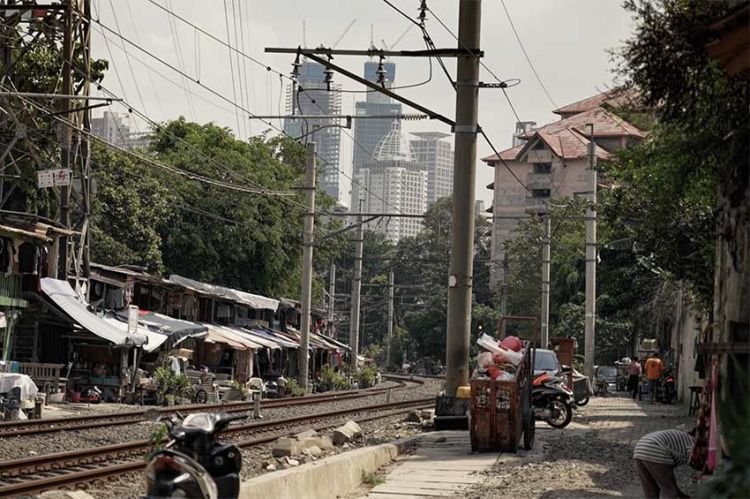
[0,376,420,438]
[0,396,434,497]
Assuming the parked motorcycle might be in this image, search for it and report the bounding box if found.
[145,410,246,499]
[656,370,676,404]
[532,372,574,429]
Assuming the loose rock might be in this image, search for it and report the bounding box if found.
[332,420,362,445]
[271,437,300,457]
[295,429,319,440]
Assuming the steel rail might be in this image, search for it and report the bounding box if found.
[0,377,418,437]
[0,396,433,477]
[0,397,434,497]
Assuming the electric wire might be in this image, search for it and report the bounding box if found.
[146,0,434,95]
[123,0,165,117]
[498,0,558,109]
[0,93,301,199]
[164,0,197,120]
[107,0,147,128]
[230,0,246,137]
[222,0,242,136]
[236,0,255,134]
[95,6,424,221]
[425,4,522,123]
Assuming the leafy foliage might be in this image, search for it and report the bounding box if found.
[608,0,749,308]
[358,365,378,388]
[154,367,189,404]
[285,378,305,397]
[316,364,350,392]
[90,145,174,273]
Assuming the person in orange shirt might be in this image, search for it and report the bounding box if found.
[644,353,664,402]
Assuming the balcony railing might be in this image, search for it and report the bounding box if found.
[0,273,28,308]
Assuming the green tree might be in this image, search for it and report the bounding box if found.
[90,145,173,272]
[607,0,748,308]
[150,119,311,298]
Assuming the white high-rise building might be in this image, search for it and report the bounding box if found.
[355,122,428,242]
[409,132,453,206]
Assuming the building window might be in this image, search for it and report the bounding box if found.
[533,163,552,174]
[531,188,551,198]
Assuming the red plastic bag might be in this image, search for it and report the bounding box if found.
[500,336,522,352]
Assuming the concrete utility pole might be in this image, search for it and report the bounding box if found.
[541,214,551,348]
[297,142,316,390]
[349,208,364,372]
[328,263,336,336]
[444,0,482,400]
[499,252,508,338]
[584,124,597,379]
[386,270,394,368]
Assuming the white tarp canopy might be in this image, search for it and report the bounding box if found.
[102,316,169,353]
[167,274,279,311]
[41,278,147,347]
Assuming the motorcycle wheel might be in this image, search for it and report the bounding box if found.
[545,400,572,429]
[577,397,589,406]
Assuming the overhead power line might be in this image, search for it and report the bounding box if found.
[498,0,558,109]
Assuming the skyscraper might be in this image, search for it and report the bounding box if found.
[351,60,402,207]
[284,61,343,201]
[355,122,428,242]
[409,132,454,206]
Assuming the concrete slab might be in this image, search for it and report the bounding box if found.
[240,437,417,499]
[366,431,499,498]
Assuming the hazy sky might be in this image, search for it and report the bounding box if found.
[91,0,635,208]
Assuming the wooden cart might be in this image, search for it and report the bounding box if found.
[470,343,535,452]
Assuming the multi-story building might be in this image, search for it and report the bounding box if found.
[351,60,402,207]
[284,61,343,201]
[483,90,644,290]
[409,132,453,206]
[91,111,151,150]
[91,111,129,147]
[354,121,428,242]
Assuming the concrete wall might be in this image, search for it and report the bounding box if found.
[670,285,704,402]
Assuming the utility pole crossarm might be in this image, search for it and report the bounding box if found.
[266,47,483,58]
[270,50,455,127]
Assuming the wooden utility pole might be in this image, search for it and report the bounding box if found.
[297,142,316,390]
[584,124,597,379]
[444,0,482,399]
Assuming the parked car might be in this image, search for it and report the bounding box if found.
[534,349,562,377]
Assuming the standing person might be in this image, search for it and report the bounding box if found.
[626,356,642,399]
[633,429,694,498]
[644,353,664,402]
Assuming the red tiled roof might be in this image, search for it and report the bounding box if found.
[553,88,638,116]
[521,107,645,140]
[519,128,610,161]
[482,143,523,164]
[482,107,640,163]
